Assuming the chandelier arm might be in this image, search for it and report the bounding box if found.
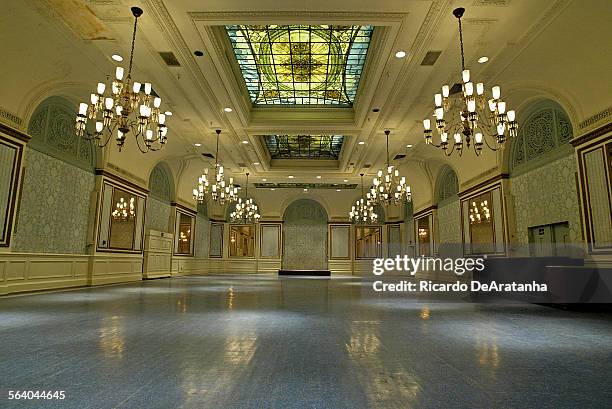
[133,133,152,153]
[97,129,114,149]
[482,134,502,151]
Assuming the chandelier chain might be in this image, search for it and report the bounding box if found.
[458,15,465,72]
[127,14,138,78]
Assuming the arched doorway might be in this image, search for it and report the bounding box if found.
[282,199,328,270]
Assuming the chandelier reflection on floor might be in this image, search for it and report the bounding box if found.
[469,199,491,224]
[422,7,517,157]
[193,130,238,206]
[75,7,169,153]
[230,173,261,223]
[369,130,411,206]
[111,197,135,221]
[349,174,378,224]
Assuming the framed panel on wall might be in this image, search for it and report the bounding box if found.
[174,210,195,256]
[0,130,26,247]
[260,223,281,258]
[209,222,224,258]
[329,224,350,260]
[460,183,507,256]
[229,224,255,257]
[415,214,433,257]
[97,180,146,253]
[355,225,382,259]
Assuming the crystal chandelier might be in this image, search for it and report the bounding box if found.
[422,7,518,157]
[349,174,378,224]
[75,7,169,153]
[369,130,412,205]
[469,199,491,224]
[193,130,238,205]
[230,173,261,223]
[111,197,135,221]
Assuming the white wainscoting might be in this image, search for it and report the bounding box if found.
[257,259,281,274]
[143,231,173,279]
[329,259,352,275]
[90,253,143,286]
[353,260,375,276]
[0,253,89,295]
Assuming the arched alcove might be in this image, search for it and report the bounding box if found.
[507,98,581,253]
[435,165,461,250]
[13,96,96,254]
[509,99,574,176]
[282,199,328,270]
[145,163,174,233]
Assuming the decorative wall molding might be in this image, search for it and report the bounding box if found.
[188,11,407,22]
[579,106,612,131]
[459,173,509,198]
[0,107,23,129]
[572,122,612,148]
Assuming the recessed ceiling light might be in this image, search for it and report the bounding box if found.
[253,162,260,165]
[262,178,267,182]
[194,50,204,57]
[194,143,201,147]
[224,107,233,112]
[395,50,407,59]
[343,179,348,182]
[303,188,308,192]
[358,141,365,145]
[111,54,123,62]
[478,56,489,64]
[288,175,294,179]
[316,175,322,179]
[336,189,341,192]
[270,188,275,191]
[406,144,413,148]
[164,111,173,116]
[242,140,249,144]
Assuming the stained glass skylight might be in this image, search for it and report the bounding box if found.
[264,135,344,159]
[226,25,373,106]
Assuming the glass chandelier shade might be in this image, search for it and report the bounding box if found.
[349,174,378,224]
[75,7,169,153]
[422,7,518,157]
[369,130,412,206]
[230,173,261,223]
[193,130,238,206]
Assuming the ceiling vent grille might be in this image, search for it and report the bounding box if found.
[159,51,181,67]
[420,51,442,66]
[201,153,214,159]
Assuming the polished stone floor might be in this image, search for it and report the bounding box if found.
[1,274,612,409]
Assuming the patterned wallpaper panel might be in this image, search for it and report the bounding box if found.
[194,214,210,258]
[283,199,328,270]
[13,148,94,254]
[148,164,172,202]
[145,197,172,233]
[437,199,462,250]
[510,154,582,250]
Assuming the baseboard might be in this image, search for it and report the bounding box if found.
[90,273,142,286]
[5,277,88,294]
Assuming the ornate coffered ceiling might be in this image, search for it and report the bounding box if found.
[4,0,601,191]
